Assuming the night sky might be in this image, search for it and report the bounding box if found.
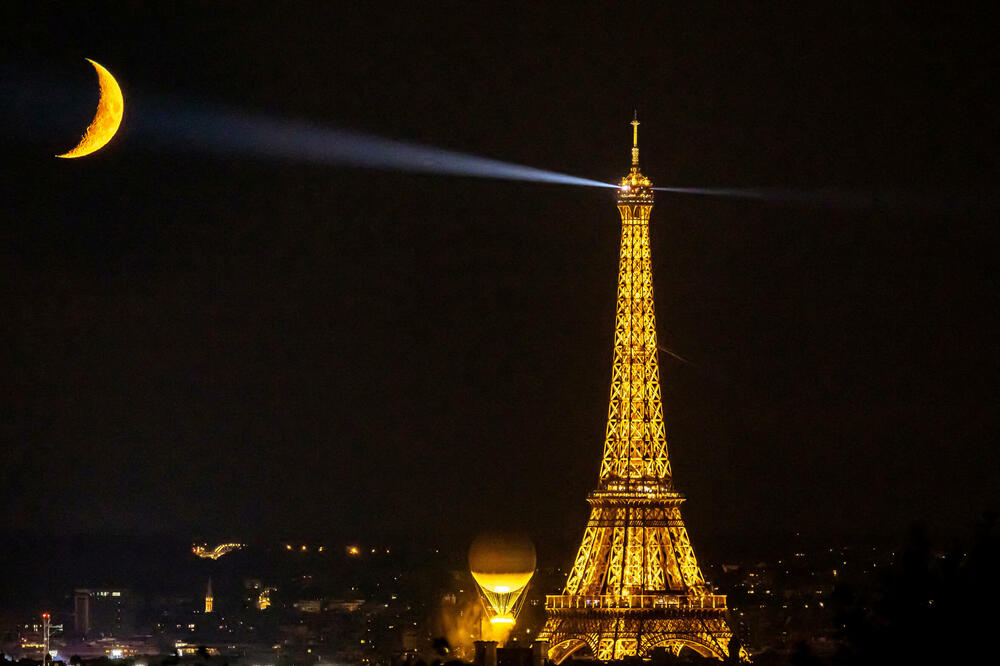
[2,3,998,555]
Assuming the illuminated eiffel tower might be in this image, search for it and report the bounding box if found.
[537,117,739,662]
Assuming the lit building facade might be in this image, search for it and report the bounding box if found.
[73,588,134,638]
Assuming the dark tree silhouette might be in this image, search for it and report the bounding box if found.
[832,514,999,665]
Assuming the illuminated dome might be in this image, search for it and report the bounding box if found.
[617,166,654,205]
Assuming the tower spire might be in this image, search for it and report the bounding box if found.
[631,110,640,166]
[205,577,214,613]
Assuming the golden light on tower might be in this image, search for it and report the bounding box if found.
[468,533,536,630]
[537,118,742,662]
[56,59,124,159]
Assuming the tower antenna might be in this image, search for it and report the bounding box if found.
[631,110,640,166]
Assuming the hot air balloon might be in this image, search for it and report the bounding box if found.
[469,533,536,626]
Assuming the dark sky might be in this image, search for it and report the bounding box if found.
[2,3,998,556]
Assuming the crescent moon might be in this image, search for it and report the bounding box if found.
[56,59,124,158]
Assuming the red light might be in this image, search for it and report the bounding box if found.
[42,613,50,619]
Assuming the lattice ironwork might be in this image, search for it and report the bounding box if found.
[537,117,741,662]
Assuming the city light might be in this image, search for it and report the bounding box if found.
[192,543,244,560]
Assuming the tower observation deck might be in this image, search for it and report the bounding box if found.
[537,117,741,662]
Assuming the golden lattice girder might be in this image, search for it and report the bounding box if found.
[538,120,740,662]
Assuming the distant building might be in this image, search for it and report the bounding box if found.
[326,599,364,613]
[243,578,274,610]
[73,588,134,637]
[293,599,321,613]
[205,578,214,613]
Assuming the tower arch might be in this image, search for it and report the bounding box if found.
[641,633,729,659]
[548,636,595,664]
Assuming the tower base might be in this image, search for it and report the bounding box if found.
[539,604,734,662]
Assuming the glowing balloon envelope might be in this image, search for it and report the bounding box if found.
[469,533,536,625]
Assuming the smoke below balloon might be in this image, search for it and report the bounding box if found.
[436,590,514,659]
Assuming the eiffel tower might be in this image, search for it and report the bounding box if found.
[537,117,738,662]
